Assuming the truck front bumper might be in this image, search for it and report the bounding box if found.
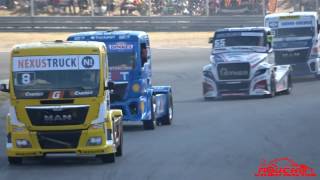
[203,77,272,98]
[6,127,115,157]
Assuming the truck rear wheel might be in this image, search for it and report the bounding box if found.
[8,157,23,165]
[160,92,173,125]
[143,98,156,130]
[98,153,115,163]
[283,74,292,95]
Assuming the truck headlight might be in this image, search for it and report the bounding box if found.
[87,136,102,146]
[16,139,31,148]
[254,68,267,77]
[89,123,104,130]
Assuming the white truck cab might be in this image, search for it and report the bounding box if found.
[265,11,320,77]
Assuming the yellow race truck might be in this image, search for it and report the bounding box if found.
[0,40,123,164]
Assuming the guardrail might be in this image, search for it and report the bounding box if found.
[0,16,264,32]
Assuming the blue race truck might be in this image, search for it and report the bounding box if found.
[67,31,173,130]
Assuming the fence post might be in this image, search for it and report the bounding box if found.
[30,0,34,17]
[206,0,209,16]
[91,0,95,17]
[262,0,266,16]
[149,0,152,16]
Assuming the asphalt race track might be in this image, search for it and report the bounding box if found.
[0,48,319,180]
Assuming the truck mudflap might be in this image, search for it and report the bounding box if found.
[274,65,292,93]
[152,86,173,125]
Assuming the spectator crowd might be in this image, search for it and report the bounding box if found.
[1,0,314,16]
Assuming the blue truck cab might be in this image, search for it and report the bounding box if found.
[67,31,173,130]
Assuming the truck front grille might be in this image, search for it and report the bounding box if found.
[217,81,250,95]
[217,63,250,80]
[26,105,89,126]
[275,49,310,65]
[37,130,81,149]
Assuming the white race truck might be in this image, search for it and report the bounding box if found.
[203,27,292,99]
[265,12,320,77]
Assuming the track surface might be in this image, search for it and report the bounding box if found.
[0,48,319,180]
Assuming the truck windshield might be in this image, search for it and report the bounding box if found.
[214,31,266,48]
[275,27,314,38]
[12,55,100,99]
[108,52,135,70]
[13,70,100,99]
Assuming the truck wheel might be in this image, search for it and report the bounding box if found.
[143,98,156,130]
[98,153,115,163]
[265,74,276,98]
[160,92,173,125]
[8,157,23,165]
[283,74,292,95]
[115,132,123,157]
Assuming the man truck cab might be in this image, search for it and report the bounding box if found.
[67,31,173,130]
[265,11,320,77]
[0,41,123,164]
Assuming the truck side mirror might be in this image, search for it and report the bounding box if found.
[0,83,9,93]
[208,37,213,44]
[105,81,114,91]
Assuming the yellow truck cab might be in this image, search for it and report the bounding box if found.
[0,40,123,164]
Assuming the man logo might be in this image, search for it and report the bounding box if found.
[82,56,95,68]
[44,114,72,121]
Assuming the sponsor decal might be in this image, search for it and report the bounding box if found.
[72,90,94,96]
[280,20,314,27]
[13,55,99,72]
[25,92,44,97]
[49,91,64,99]
[108,43,133,50]
[255,157,317,177]
[110,70,130,81]
[269,21,279,28]
[240,32,264,37]
[220,67,249,76]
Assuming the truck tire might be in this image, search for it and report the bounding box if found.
[143,97,155,130]
[283,74,292,95]
[159,92,173,125]
[265,73,276,98]
[8,157,22,165]
[115,131,123,157]
[98,153,115,163]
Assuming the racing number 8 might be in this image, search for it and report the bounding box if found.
[17,72,35,85]
[22,73,31,85]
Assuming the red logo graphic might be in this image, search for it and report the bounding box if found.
[49,91,64,99]
[255,157,317,177]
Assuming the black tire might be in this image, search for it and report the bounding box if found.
[99,153,115,163]
[204,97,217,101]
[143,97,155,130]
[265,73,276,98]
[115,131,123,157]
[283,74,292,95]
[8,157,22,165]
[160,92,173,125]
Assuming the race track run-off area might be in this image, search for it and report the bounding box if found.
[0,48,319,180]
